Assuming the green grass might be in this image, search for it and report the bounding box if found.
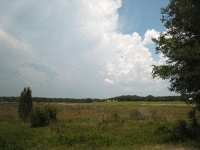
[0,101,198,149]
[0,123,49,149]
[0,118,160,149]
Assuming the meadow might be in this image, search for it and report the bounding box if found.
[0,101,198,149]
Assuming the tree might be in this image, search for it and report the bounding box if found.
[152,0,200,109]
[145,95,155,101]
[18,87,33,122]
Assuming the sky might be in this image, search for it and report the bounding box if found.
[0,0,176,98]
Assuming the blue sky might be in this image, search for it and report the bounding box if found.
[118,0,168,35]
[0,0,175,98]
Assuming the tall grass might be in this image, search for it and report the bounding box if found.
[0,101,198,149]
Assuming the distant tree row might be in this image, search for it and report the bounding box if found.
[0,97,101,103]
[0,95,190,103]
[108,95,188,102]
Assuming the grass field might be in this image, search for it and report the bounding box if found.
[0,101,198,149]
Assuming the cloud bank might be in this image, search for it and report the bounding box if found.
[0,0,173,98]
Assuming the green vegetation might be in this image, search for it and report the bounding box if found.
[30,106,57,127]
[151,0,200,146]
[18,87,33,122]
[17,87,57,127]
[0,101,199,149]
[152,0,200,109]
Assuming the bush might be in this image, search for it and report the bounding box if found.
[171,119,188,141]
[155,119,200,143]
[30,106,57,127]
[154,124,172,142]
[45,106,57,121]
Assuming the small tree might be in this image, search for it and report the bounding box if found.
[18,87,33,122]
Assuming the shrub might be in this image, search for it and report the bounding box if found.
[171,119,188,141]
[30,106,57,127]
[155,119,200,143]
[30,107,50,127]
[154,124,172,142]
[45,106,57,121]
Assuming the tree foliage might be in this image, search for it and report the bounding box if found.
[152,0,200,108]
[18,87,33,122]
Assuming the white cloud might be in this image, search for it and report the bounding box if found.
[104,78,114,84]
[0,0,174,98]
[157,53,169,65]
[142,29,160,45]
[97,32,153,82]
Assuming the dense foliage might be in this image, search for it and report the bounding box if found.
[30,106,57,127]
[152,0,200,108]
[18,87,33,122]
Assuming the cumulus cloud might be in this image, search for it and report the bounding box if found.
[0,0,173,98]
[142,29,160,45]
[94,30,171,96]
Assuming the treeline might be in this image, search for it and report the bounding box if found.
[33,97,101,103]
[0,97,101,103]
[108,95,188,102]
[0,95,189,103]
